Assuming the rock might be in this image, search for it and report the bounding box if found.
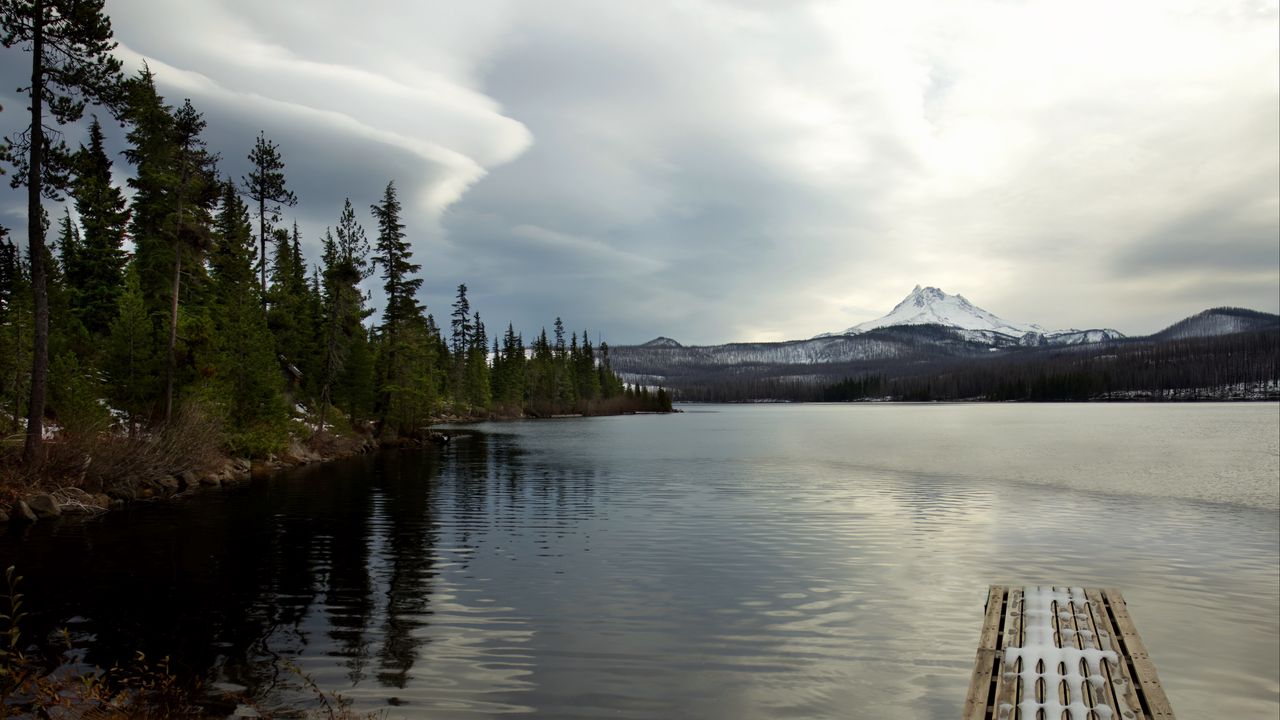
[199,472,223,487]
[25,494,61,519]
[178,470,199,490]
[13,501,37,523]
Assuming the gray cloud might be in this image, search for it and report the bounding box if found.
[0,0,1275,343]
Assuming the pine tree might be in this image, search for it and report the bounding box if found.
[206,180,284,450]
[268,222,317,386]
[372,181,421,334]
[493,323,525,409]
[161,98,219,424]
[50,209,88,354]
[122,65,176,319]
[450,284,471,356]
[103,265,156,437]
[1,0,124,462]
[70,115,128,335]
[465,310,490,409]
[576,329,601,404]
[370,180,427,433]
[55,208,83,313]
[240,132,296,297]
[0,231,32,432]
[317,199,372,429]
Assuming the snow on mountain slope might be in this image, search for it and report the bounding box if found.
[640,336,683,348]
[836,285,1048,336]
[1149,308,1279,341]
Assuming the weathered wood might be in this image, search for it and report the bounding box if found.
[964,586,1009,720]
[963,648,1000,720]
[978,585,1007,650]
[968,586,1176,720]
[1086,586,1143,718]
[991,586,1023,717]
[1102,588,1177,719]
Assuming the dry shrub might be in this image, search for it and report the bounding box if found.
[33,401,223,494]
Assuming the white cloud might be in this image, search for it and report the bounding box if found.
[2,0,1272,343]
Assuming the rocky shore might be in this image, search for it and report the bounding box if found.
[0,430,452,527]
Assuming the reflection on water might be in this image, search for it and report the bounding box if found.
[1,403,1277,719]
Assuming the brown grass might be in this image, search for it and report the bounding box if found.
[1,401,223,496]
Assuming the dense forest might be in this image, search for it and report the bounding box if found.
[0,1,669,475]
[667,328,1280,402]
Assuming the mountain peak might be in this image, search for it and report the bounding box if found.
[839,286,1048,337]
[640,336,682,348]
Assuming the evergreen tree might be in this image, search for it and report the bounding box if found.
[70,115,128,335]
[381,318,439,435]
[448,283,472,400]
[206,180,285,451]
[267,222,318,387]
[492,323,525,409]
[1,0,124,462]
[333,324,376,426]
[122,65,176,319]
[372,181,421,335]
[55,208,83,312]
[575,330,601,405]
[240,131,296,296]
[50,209,88,353]
[160,98,219,423]
[103,265,156,437]
[450,283,471,355]
[465,310,490,409]
[317,199,372,429]
[0,231,32,432]
[370,180,428,433]
[527,328,556,414]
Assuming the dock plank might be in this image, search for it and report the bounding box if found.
[1102,588,1177,719]
[964,586,1009,720]
[967,585,1176,720]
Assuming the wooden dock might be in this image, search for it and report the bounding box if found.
[964,586,1175,720]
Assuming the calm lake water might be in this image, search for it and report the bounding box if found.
[3,403,1278,719]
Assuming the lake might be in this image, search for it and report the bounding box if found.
[2,403,1277,719]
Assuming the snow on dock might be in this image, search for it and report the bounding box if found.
[964,586,1175,720]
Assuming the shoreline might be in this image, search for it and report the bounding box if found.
[0,406,680,527]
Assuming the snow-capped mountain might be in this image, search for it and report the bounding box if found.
[821,285,1124,347]
[834,285,1047,337]
[611,298,1274,398]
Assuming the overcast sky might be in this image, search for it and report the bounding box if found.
[1,0,1277,344]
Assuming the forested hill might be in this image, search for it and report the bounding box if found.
[611,310,1280,402]
[0,19,670,477]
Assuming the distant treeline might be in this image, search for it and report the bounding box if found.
[674,330,1280,402]
[0,3,668,466]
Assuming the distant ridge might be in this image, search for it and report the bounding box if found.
[612,302,1279,401]
[1148,307,1279,342]
[640,336,682,348]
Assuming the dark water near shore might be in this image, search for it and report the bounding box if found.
[2,403,1278,719]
